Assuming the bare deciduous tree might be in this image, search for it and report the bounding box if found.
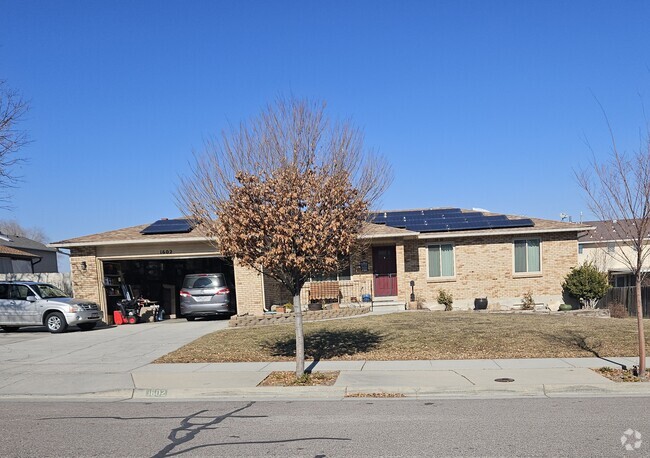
[577,125,649,378]
[177,97,392,377]
[0,80,29,205]
[0,219,47,243]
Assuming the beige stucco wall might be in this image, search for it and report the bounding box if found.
[579,242,650,273]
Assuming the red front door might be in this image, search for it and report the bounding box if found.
[372,246,397,297]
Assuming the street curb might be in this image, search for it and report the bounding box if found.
[122,383,650,401]
[131,386,348,400]
[1,383,650,401]
[0,389,135,402]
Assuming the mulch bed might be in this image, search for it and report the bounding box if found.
[594,367,650,382]
[257,371,339,387]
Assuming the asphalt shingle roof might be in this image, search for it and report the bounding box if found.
[579,219,650,243]
[51,209,591,248]
[0,234,56,253]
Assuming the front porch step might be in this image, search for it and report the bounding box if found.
[371,298,406,313]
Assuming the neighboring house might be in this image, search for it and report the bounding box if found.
[51,209,590,323]
[0,233,59,273]
[578,219,650,287]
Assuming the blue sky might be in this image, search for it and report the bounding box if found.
[1,0,650,243]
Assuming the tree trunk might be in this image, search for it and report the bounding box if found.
[634,276,647,379]
[293,292,305,377]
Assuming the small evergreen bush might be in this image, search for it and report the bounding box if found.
[437,289,453,311]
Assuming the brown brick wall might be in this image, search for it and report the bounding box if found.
[69,246,101,305]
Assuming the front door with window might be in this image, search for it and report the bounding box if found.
[372,246,397,297]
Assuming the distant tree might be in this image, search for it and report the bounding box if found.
[576,119,649,378]
[562,262,610,309]
[0,80,29,206]
[0,219,47,243]
[177,97,391,377]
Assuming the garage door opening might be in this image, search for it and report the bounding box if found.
[102,257,235,319]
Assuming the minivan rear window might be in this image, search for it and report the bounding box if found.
[183,275,225,289]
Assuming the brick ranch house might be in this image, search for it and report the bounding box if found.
[50,208,592,322]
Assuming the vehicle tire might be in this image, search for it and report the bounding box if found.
[186,317,196,321]
[45,312,67,333]
[1,326,19,332]
[77,323,96,331]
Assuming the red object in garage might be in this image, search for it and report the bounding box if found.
[113,310,125,325]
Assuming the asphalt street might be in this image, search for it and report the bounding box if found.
[0,397,645,457]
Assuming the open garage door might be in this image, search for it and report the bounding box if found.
[101,257,235,319]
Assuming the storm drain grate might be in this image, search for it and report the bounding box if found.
[494,378,515,383]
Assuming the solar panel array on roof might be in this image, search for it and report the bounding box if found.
[370,208,534,233]
[141,219,195,235]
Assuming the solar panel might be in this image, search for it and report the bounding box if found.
[491,218,534,228]
[141,219,195,235]
[372,208,535,233]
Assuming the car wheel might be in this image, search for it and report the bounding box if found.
[1,326,19,332]
[45,312,67,333]
[186,317,196,321]
[77,323,96,331]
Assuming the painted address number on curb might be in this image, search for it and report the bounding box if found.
[146,389,168,397]
[159,250,172,254]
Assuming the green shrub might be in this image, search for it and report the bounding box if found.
[562,262,610,309]
[437,289,453,311]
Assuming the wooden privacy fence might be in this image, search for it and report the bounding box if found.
[597,286,650,318]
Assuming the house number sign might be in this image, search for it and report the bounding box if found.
[159,249,173,254]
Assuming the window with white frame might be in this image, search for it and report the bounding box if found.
[428,243,455,278]
[607,242,616,253]
[514,239,541,273]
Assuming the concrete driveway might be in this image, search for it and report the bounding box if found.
[0,319,229,397]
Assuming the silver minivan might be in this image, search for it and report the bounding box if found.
[179,273,235,320]
[0,282,102,333]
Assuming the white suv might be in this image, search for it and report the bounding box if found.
[0,282,102,333]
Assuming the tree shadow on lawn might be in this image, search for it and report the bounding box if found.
[542,329,603,356]
[262,329,383,361]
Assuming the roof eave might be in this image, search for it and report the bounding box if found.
[49,235,210,248]
[359,232,419,240]
[417,226,594,240]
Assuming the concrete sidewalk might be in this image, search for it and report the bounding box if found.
[127,356,650,400]
[2,355,649,401]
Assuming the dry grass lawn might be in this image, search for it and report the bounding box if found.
[156,312,650,363]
